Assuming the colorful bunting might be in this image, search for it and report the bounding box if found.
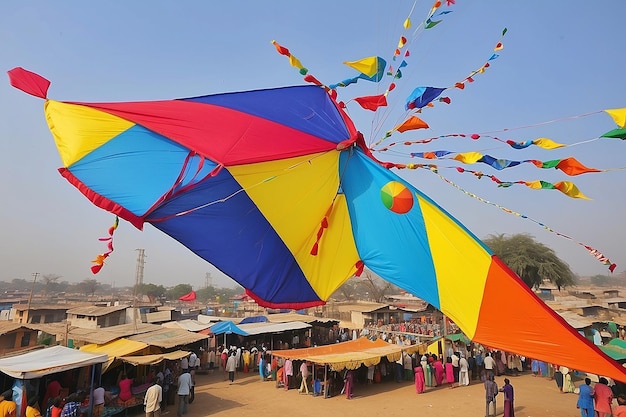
[271,40,308,75]
[406,86,446,109]
[90,216,119,274]
[605,107,626,128]
[329,57,386,89]
[343,56,382,78]
[354,94,388,111]
[411,151,604,176]
[420,168,614,270]
[602,127,626,139]
[395,116,430,132]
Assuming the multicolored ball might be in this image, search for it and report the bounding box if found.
[380,181,414,214]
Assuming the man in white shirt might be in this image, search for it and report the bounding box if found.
[177,371,192,417]
[188,352,198,369]
[483,352,495,379]
[144,378,162,417]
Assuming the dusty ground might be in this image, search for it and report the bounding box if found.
[164,369,586,417]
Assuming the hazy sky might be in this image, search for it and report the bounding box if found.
[1,1,625,290]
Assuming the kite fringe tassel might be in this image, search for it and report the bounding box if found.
[310,204,334,256]
[90,216,119,274]
[419,168,617,272]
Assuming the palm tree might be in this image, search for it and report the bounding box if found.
[483,233,575,290]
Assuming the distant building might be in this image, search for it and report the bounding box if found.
[11,304,74,324]
[604,289,620,298]
[0,322,39,354]
[66,305,129,329]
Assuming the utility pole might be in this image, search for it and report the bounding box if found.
[133,249,146,331]
[26,272,39,324]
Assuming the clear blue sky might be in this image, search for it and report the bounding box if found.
[1,1,625,290]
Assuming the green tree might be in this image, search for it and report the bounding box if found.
[196,286,217,302]
[590,274,610,287]
[166,284,193,300]
[483,233,575,290]
[79,279,100,296]
[138,283,167,302]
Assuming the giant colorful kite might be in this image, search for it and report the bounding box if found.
[8,0,626,383]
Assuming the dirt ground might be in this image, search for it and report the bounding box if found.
[166,369,586,417]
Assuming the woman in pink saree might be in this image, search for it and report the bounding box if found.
[433,355,445,386]
[445,357,455,388]
[414,366,425,393]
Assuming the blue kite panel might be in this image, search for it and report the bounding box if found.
[340,149,440,308]
[68,125,217,217]
[146,168,321,305]
[183,85,350,144]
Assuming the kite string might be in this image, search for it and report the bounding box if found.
[420,166,617,271]
[147,151,336,223]
[480,110,603,135]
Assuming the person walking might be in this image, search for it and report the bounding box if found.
[499,378,514,417]
[594,377,613,417]
[344,370,354,399]
[226,352,237,384]
[298,361,310,394]
[576,377,594,417]
[484,374,498,417]
[144,378,162,417]
[177,370,192,417]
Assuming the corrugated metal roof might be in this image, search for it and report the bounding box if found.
[0,322,39,336]
[33,322,162,344]
[146,310,172,323]
[128,327,208,349]
[13,303,87,311]
[161,319,212,332]
[196,315,225,324]
[66,305,129,316]
[556,311,596,329]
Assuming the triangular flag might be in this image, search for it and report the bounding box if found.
[533,137,565,150]
[343,57,381,77]
[354,94,388,111]
[395,116,430,132]
[605,108,626,128]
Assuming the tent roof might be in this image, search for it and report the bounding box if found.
[161,320,212,332]
[264,313,337,324]
[600,338,626,361]
[80,338,149,357]
[117,350,190,366]
[237,321,310,336]
[196,314,227,324]
[128,327,208,349]
[35,322,162,345]
[209,321,248,336]
[80,338,149,372]
[0,345,107,379]
[272,338,423,371]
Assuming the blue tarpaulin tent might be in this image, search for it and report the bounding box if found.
[210,321,248,346]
